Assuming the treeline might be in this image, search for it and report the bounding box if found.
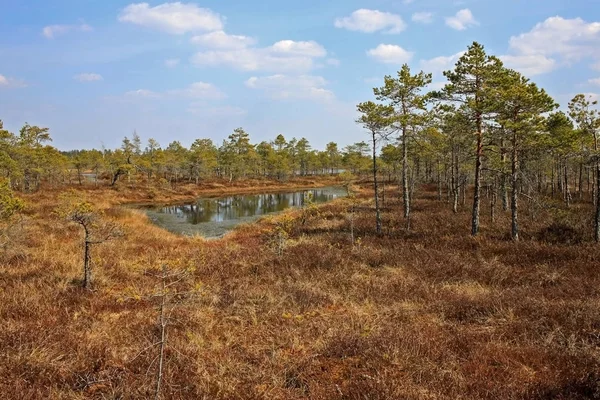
[0,123,385,189]
[358,41,600,242]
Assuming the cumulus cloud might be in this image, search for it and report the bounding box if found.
[118,2,223,34]
[367,44,414,64]
[500,54,556,76]
[508,17,600,63]
[445,9,478,30]
[125,89,161,98]
[0,74,27,88]
[245,75,334,102]
[412,12,433,24]
[420,51,465,76]
[191,40,327,73]
[269,40,327,57]
[502,17,600,76]
[190,30,256,49]
[43,23,92,39]
[74,73,103,82]
[334,9,406,34]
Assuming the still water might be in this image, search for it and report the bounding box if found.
[143,187,346,238]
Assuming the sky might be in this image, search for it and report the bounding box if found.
[1,0,600,151]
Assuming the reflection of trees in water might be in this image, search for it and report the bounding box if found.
[159,189,339,225]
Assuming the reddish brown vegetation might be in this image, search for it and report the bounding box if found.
[1,180,599,399]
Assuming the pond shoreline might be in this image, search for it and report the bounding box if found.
[121,182,345,208]
[138,186,348,238]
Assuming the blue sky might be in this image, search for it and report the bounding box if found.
[1,0,599,150]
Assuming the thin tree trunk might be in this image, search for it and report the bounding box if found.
[472,118,483,236]
[564,162,571,208]
[579,161,583,200]
[500,137,508,211]
[83,230,92,289]
[155,268,167,400]
[491,176,497,225]
[372,133,381,234]
[402,127,410,229]
[451,147,458,213]
[595,163,600,242]
[511,133,519,241]
[437,160,442,201]
[551,161,555,198]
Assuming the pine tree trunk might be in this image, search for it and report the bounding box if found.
[551,162,555,198]
[472,120,483,236]
[437,160,442,201]
[557,158,563,194]
[491,176,497,225]
[83,229,92,289]
[564,163,571,208]
[501,138,508,211]
[402,126,410,229]
[595,163,600,242]
[579,162,583,200]
[372,133,381,235]
[511,133,519,241]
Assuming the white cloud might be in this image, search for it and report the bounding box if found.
[190,30,255,49]
[367,44,414,64]
[412,12,433,24]
[74,73,103,82]
[445,9,478,30]
[420,51,465,76]
[589,78,600,86]
[508,17,600,64]
[0,74,26,88]
[334,9,406,34]
[125,89,160,98]
[269,40,327,57]
[118,2,223,34]
[592,61,600,71]
[191,39,327,73]
[245,75,334,102]
[168,82,226,99]
[500,54,556,76]
[187,104,247,116]
[499,17,600,76]
[42,23,92,39]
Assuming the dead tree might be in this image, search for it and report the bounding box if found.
[125,265,199,399]
[57,192,122,289]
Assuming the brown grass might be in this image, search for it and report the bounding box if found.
[1,180,599,399]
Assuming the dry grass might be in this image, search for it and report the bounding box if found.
[1,179,599,399]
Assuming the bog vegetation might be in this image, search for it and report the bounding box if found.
[1,42,600,399]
